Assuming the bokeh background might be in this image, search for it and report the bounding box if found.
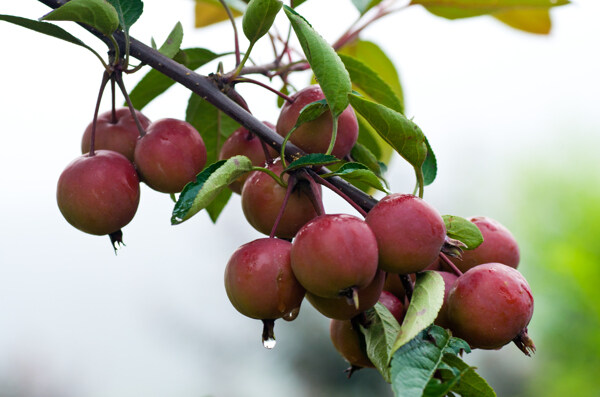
[0,1,599,396]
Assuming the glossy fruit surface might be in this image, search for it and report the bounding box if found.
[81,108,151,162]
[218,122,277,194]
[366,194,446,274]
[306,270,385,320]
[57,150,140,235]
[330,319,374,368]
[241,160,318,239]
[452,216,520,272]
[276,85,358,158]
[447,263,534,349]
[134,118,207,193]
[291,214,378,298]
[378,291,405,324]
[224,238,305,320]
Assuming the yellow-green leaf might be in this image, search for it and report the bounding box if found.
[194,0,245,28]
[493,8,552,34]
[410,0,569,20]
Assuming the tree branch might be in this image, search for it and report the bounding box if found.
[37,0,379,212]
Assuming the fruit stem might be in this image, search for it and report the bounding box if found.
[219,0,241,66]
[399,275,414,302]
[309,170,368,218]
[89,71,112,156]
[269,174,296,239]
[114,70,146,137]
[110,76,117,124]
[439,252,464,277]
[300,171,325,216]
[233,77,294,103]
[251,166,286,188]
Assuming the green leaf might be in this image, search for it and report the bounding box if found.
[442,215,484,250]
[391,271,445,356]
[422,135,437,186]
[338,54,403,114]
[242,0,282,44]
[129,48,221,110]
[284,154,340,172]
[206,187,233,223]
[410,0,569,20]
[390,325,452,397]
[349,93,428,192]
[338,40,404,114]
[186,93,241,167]
[351,0,384,15]
[41,0,119,36]
[106,0,143,33]
[356,114,394,166]
[359,303,402,382]
[323,163,389,194]
[283,6,352,118]
[295,99,329,127]
[172,157,253,224]
[441,354,496,397]
[350,143,383,176]
[158,22,184,59]
[0,14,96,52]
[194,0,246,28]
[493,8,552,34]
[291,0,308,6]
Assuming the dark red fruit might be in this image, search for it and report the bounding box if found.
[451,216,520,272]
[447,263,534,349]
[276,85,358,158]
[81,108,151,162]
[218,122,278,194]
[382,273,416,302]
[433,271,459,329]
[330,319,374,368]
[291,214,379,298]
[306,270,385,320]
[366,194,446,274]
[224,238,305,320]
[57,150,140,235]
[134,118,207,193]
[241,160,318,239]
[378,291,405,324]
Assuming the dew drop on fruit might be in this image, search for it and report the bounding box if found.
[282,307,300,322]
[263,337,277,349]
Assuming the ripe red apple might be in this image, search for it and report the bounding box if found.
[241,160,318,239]
[330,319,374,369]
[447,263,534,349]
[378,290,405,324]
[218,122,278,194]
[81,108,151,162]
[56,150,140,235]
[450,216,520,272]
[224,238,305,320]
[291,214,379,298]
[366,194,446,274]
[134,118,207,193]
[276,85,358,158]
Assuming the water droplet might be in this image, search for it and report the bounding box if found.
[263,337,276,349]
[282,307,300,322]
[174,216,183,223]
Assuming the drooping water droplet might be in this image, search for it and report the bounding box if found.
[263,337,276,349]
[282,307,300,322]
[261,319,276,350]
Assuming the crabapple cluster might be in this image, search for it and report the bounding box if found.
[221,83,534,365]
[57,108,207,240]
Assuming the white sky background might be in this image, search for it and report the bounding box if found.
[0,1,599,396]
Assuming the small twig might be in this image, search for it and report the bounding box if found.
[233,77,294,103]
[310,171,368,218]
[399,274,414,301]
[219,0,241,66]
